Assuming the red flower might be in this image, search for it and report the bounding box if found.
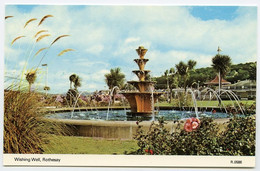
[145,149,149,153]
[149,150,154,155]
[184,123,192,132]
[186,118,192,124]
[184,117,200,132]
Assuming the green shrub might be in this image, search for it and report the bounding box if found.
[131,116,255,156]
[219,116,255,156]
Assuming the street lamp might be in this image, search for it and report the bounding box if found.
[217,46,222,94]
[164,70,170,103]
[42,64,48,95]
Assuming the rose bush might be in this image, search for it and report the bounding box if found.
[129,116,255,156]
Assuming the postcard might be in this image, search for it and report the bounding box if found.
[1,0,258,169]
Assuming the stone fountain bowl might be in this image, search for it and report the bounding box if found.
[44,109,231,139]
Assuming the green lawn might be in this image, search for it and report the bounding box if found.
[157,100,255,107]
[43,135,138,154]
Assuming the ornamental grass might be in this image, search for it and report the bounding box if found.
[4,88,73,154]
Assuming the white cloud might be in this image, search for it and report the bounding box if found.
[85,44,104,55]
[125,37,140,44]
[4,5,257,93]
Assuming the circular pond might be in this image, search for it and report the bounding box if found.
[46,109,231,121]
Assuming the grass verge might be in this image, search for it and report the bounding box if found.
[43,135,138,154]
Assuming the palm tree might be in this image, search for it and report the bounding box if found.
[164,69,169,102]
[164,68,176,103]
[69,74,77,89]
[105,67,125,103]
[74,75,82,91]
[188,60,197,70]
[26,70,37,93]
[105,68,125,89]
[176,60,196,91]
[67,74,82,106]
[212,54,231,90]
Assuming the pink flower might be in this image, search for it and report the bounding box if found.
[192,122,199,129]
[186,118,192,124]
[184,123,193,132]
[184,117,200,132]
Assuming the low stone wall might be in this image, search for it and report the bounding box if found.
[45,118,229,140]
[46,118,179,140]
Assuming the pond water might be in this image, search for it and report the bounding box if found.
[46,109,231,121]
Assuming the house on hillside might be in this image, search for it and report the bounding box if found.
[222,80,256,100]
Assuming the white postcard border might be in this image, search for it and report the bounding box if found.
[1,0,260,170]
[3,154,255,167]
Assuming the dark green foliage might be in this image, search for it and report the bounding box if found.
[66,88,79,107]
[175,60,197,91]
[105,67,125,89]
[226,102,256,116]
[226,62,256,83]
[69,74,82,90]
[212,54,232,78]
[131,116,255,156]
[219,116,255,156]
[105,67,125,103]
[154,62,256,89]
[248,62,257,81]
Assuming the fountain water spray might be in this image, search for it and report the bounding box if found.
[186,88,199,118]
[106,86,120,120]
[71,91,85,118]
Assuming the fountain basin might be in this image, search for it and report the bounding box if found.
[45,109,232,139]
[44,117,229,140]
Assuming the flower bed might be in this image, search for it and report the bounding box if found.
[130,116,255,156]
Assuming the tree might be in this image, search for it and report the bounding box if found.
[74,76,82,91]
[105,68,125,89]
[25,70,37,93]
[164,68,176,103]
[248,62,256,81]
[188,60,197,70]
[176,60,196,91]
[67,74,82,106]
[69,74,77,89]
[105,67,125,103]
[212,54,232,90]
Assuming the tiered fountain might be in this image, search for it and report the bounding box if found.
[121,46,163,118]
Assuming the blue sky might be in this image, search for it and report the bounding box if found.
[4,5,257,94]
